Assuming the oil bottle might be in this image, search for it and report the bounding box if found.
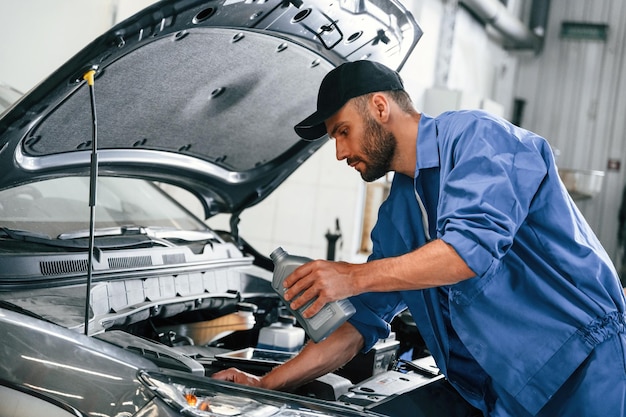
[269,247,356,343]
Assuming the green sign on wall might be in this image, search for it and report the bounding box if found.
[560,21,609,41]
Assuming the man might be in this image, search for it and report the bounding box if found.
[213,60,626,416]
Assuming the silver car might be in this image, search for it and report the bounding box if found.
[0,1,476,416]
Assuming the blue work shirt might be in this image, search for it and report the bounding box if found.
[347,110,626,415]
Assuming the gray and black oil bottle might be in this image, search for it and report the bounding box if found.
[270,247,356,343]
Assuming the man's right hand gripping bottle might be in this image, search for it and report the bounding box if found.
[270,247,356,343]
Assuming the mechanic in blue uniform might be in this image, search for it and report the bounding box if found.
[213,60,626,416]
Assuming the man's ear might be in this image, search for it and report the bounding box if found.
[370,93,390,122]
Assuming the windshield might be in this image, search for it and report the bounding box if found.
[0,177,210,238]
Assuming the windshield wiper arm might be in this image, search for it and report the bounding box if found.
[0,227,51,241]
[0,227,156,249]
[0,227,83,249]
[57,225,148,240]
[58,226,217,243]
[58,226,175,249]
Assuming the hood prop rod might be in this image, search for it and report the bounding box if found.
[229,210,243,249]
[83,68,99,336]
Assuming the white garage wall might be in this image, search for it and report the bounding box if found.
[0,0,154,93]
[0,0,525,262]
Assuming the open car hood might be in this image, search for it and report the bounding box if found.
[0,0,421,219]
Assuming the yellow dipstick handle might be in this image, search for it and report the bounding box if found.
[83,69,96,86]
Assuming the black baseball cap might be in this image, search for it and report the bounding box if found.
[294,60,405,140]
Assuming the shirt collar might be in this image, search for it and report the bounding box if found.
[414,113,440,177]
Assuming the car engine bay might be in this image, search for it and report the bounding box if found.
[0,236,476,416]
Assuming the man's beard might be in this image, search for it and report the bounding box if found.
[357,113,397,182]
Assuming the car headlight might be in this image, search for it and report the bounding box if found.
[138,371,368,417]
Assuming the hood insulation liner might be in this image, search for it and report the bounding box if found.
[25,28,329,172]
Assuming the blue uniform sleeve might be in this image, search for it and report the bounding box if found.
[437,113,549,276]
[348,292,406,352]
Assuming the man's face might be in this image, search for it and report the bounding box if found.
[325,99,396,182]
[358,109,396,182]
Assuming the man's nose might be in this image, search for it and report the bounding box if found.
[335,139,348,161]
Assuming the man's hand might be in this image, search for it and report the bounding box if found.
[210,323,364,391]
[283,260,360,318]
[282,240,475,318]
[211,368,264,387]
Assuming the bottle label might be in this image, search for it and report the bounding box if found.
[307,304,335,330]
